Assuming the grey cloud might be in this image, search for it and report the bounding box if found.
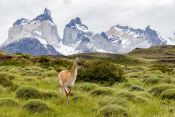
[0,0,175,44]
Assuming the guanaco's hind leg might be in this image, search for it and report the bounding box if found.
[64,87,71,104]
[64,87,70,104]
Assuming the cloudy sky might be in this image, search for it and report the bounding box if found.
[0,0,175,44]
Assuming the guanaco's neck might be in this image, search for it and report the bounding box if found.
[70,60,78,77]
[68,60,78,86]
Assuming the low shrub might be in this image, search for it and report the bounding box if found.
[115,91,147,103]
[161,89,175,100]
[136,92,152,99]
[72,94,88,102]
[90,87,114,96]
[16,86,42,99]
[151,64,173,74]
[23,99,51,112]
[42,91,59,98]
[9,83,19,91]
[99,104,128,117]
[162,77,175,84]
[0,73,14,87]
[76,83,98,92]
[77,60,125,85]
[98,96,128,108]
[129,85,144,91]
[149,84,175,96]
[0,98,19,107]
[143,78,159,85]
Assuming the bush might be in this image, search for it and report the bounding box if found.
[149,84,175,96]
[0,98,19,107]
[72,94,88,102]
[129,85,144,91]
[42,91,59,98]
[143,78,159,85]
[151,64,173,74]
[23,99,51,112]
[0,73,14,87]
[90,87,114,96]
[76,83,98,92]
[16,86,42,99]
[77,60,125,85]
[99,104,128,117]
[98,96,128,108]
[9,83,19,91]
[136,92,152,99]
[161,89,175,100]
[115,91,147,103]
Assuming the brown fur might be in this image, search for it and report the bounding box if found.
[58,58,84,104]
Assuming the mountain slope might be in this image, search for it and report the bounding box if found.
[105,25,166,52]
[0,10,174,56]
[0,37,59,56]
[0,8,61,55]
[61,17,95,54]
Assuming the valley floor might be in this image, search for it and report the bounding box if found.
[0,47,175,117]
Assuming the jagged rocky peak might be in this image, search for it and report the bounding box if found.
[144,26,158,36]
[13,18,30,26]
[32,8,53,23]
[114,24,144,34]
[66,17,88,30]
[115,24,129,30]
[101,32,108,39]
[111,24,163,41]
[0,8,61,55]
[62,17,92,46]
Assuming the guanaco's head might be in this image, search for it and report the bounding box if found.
[75,57,85,68]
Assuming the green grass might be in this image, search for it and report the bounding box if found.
[0,46,175,116]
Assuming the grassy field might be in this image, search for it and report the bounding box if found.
[0,46,175,117]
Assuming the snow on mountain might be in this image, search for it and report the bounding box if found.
[1,9,174,56]
[62,17,93,46]
[61,17,95,54]
[75,35,96,53]
[166,33,175,45]
[1,8,61,55]
[91,32,125,53]
[105,25,166,52]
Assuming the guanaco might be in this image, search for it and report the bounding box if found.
[58,57,84,103]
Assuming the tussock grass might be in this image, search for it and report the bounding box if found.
[23,99,52,113]
[115,91,148,103]
[149,84,175,96]
[0,98,19,107]
[42,90,59,99]
[72,94,88,102]
[161,89,175,100]
[0,73,14,87]
[16,86,42,100]
[75,82,99,92]
[98,96,128,108]
[90,87,114,96]
[143,77,160,85]
[98,104,128,117]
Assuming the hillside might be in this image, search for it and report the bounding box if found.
[129,45,175,63]
[0,46,175,117]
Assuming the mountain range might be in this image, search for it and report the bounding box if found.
[0,8,174,56]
